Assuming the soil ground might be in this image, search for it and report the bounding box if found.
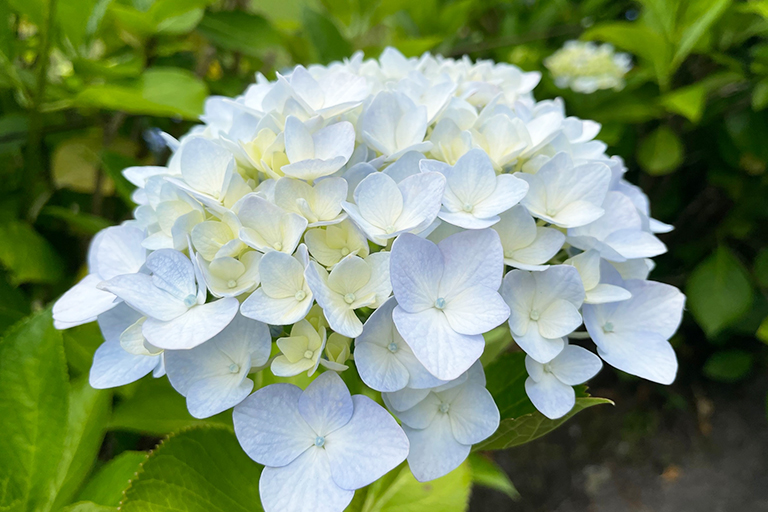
[470,372,768,512]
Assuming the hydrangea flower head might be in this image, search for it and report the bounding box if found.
[51,46,684,511]
[545,40,632,93]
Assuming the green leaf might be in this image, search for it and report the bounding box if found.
[477,352,611,451]
[686,247,754,337]
[109,376,230,435]
[703,349,753,382]
[757,315,768,344]
[61,502,116,512]
[75,68,208,120]
[475,396,613,451]
[0,221,65,285]
[583,22,672,89]
[197,11,281,56]
[637,125,684,175]
[660,84,707,123]
[672,0,732,70]
[755,248,768,289]
[0,272,29,336]
[0,309,68,512]
[77,451,147,507]
[302,8,352,64]
[53,378,112,510]
[120,426,264,512]
[109,0,212,36]
[57,0,101,46]
[753,78,768,111]
[353,462,471,512]
[40,206,112,236]
[480,325,513,367]
[468,454,519,501]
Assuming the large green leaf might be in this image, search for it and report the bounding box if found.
[119,426,264,512]
[0,221,65,285]
[75,68,208,120]
[476,352,612,451]
[197,11,281,56]
[686,247,754,337]
[672,0,733,69]
[351,462,471,512]
[583,22,673,89]
[53,378,112,511]
[109,376,230,435]
[77,451,148,507]
[302,8,352,64]
[0,309,69,512]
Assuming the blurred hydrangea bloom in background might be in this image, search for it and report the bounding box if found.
[545,40,632,93]
[52,46,683,512]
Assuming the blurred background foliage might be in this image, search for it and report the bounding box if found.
[1,0,768,510]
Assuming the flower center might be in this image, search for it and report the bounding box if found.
[435,297,446,310]
[462,203,473,213]
[314,436,325,448]
[530,309,540,321]
[603,322,614,333]
[303,350,314,359]
[272,241,283,251]
[183,294,197,307]
[438,402,450,414]
[228,363,240,374]
[294,290,306,301]
[543,363,553,374]
[344,293,356,304]
[340,247,350,256]
[385,225,396,234]
[388,342,398,353]
[227,279,237,288]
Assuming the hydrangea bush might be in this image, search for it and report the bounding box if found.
[52,47,685,512]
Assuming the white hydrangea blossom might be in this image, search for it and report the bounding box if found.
[52,47,684,511]
[545,40,632,93]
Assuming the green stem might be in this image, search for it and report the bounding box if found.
[25,0,58,222]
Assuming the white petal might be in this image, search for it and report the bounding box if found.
[549,344,603,385]
[241,290,313,326]
[146,249,198,301]
[395,171,446,232]
[89,339,160,389]
[180,137,234,198]
[259,448,354,512]
[53,274,119,325]
[395,393,441,429]
[437,229,504,296]
[533,265,585,309]
[525,373,575,420]
[313,121,355,162]
[284,115,315,162]
[537,299,582,339]
[234,383,315,467]
[99,273,187,322]
[325,395,409,490]
[500,270,535,335]
[471,173,529,219]
[390,233,443,313]
[585,283,632,304]
[354,299,409,392]
[404,415,470,482]
[513,326,565,364]
[142,298,239,349]
[91,225,146,280]
[447,383,500,445]
[442,285,510,335]
[352,172,403,231]
[298,372,354,436]
[393,307,484,381]
[587,327,678,385]
[185,375,253,419]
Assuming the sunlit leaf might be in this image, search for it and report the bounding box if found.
[77,451,148,507]
[637,125,684,175]
[120,426,264,512]
[0,309,68,512]
[197,11,281,56]
[468,454,519,501]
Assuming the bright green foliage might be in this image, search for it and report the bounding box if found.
[349,461,471,512]
[0,309,111,512]
[109,375,231,435]
[637,125,684,175]
[687,247,754,338]
[0,221,64,284]
[77,451,148,507]
[120,426,264,512]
